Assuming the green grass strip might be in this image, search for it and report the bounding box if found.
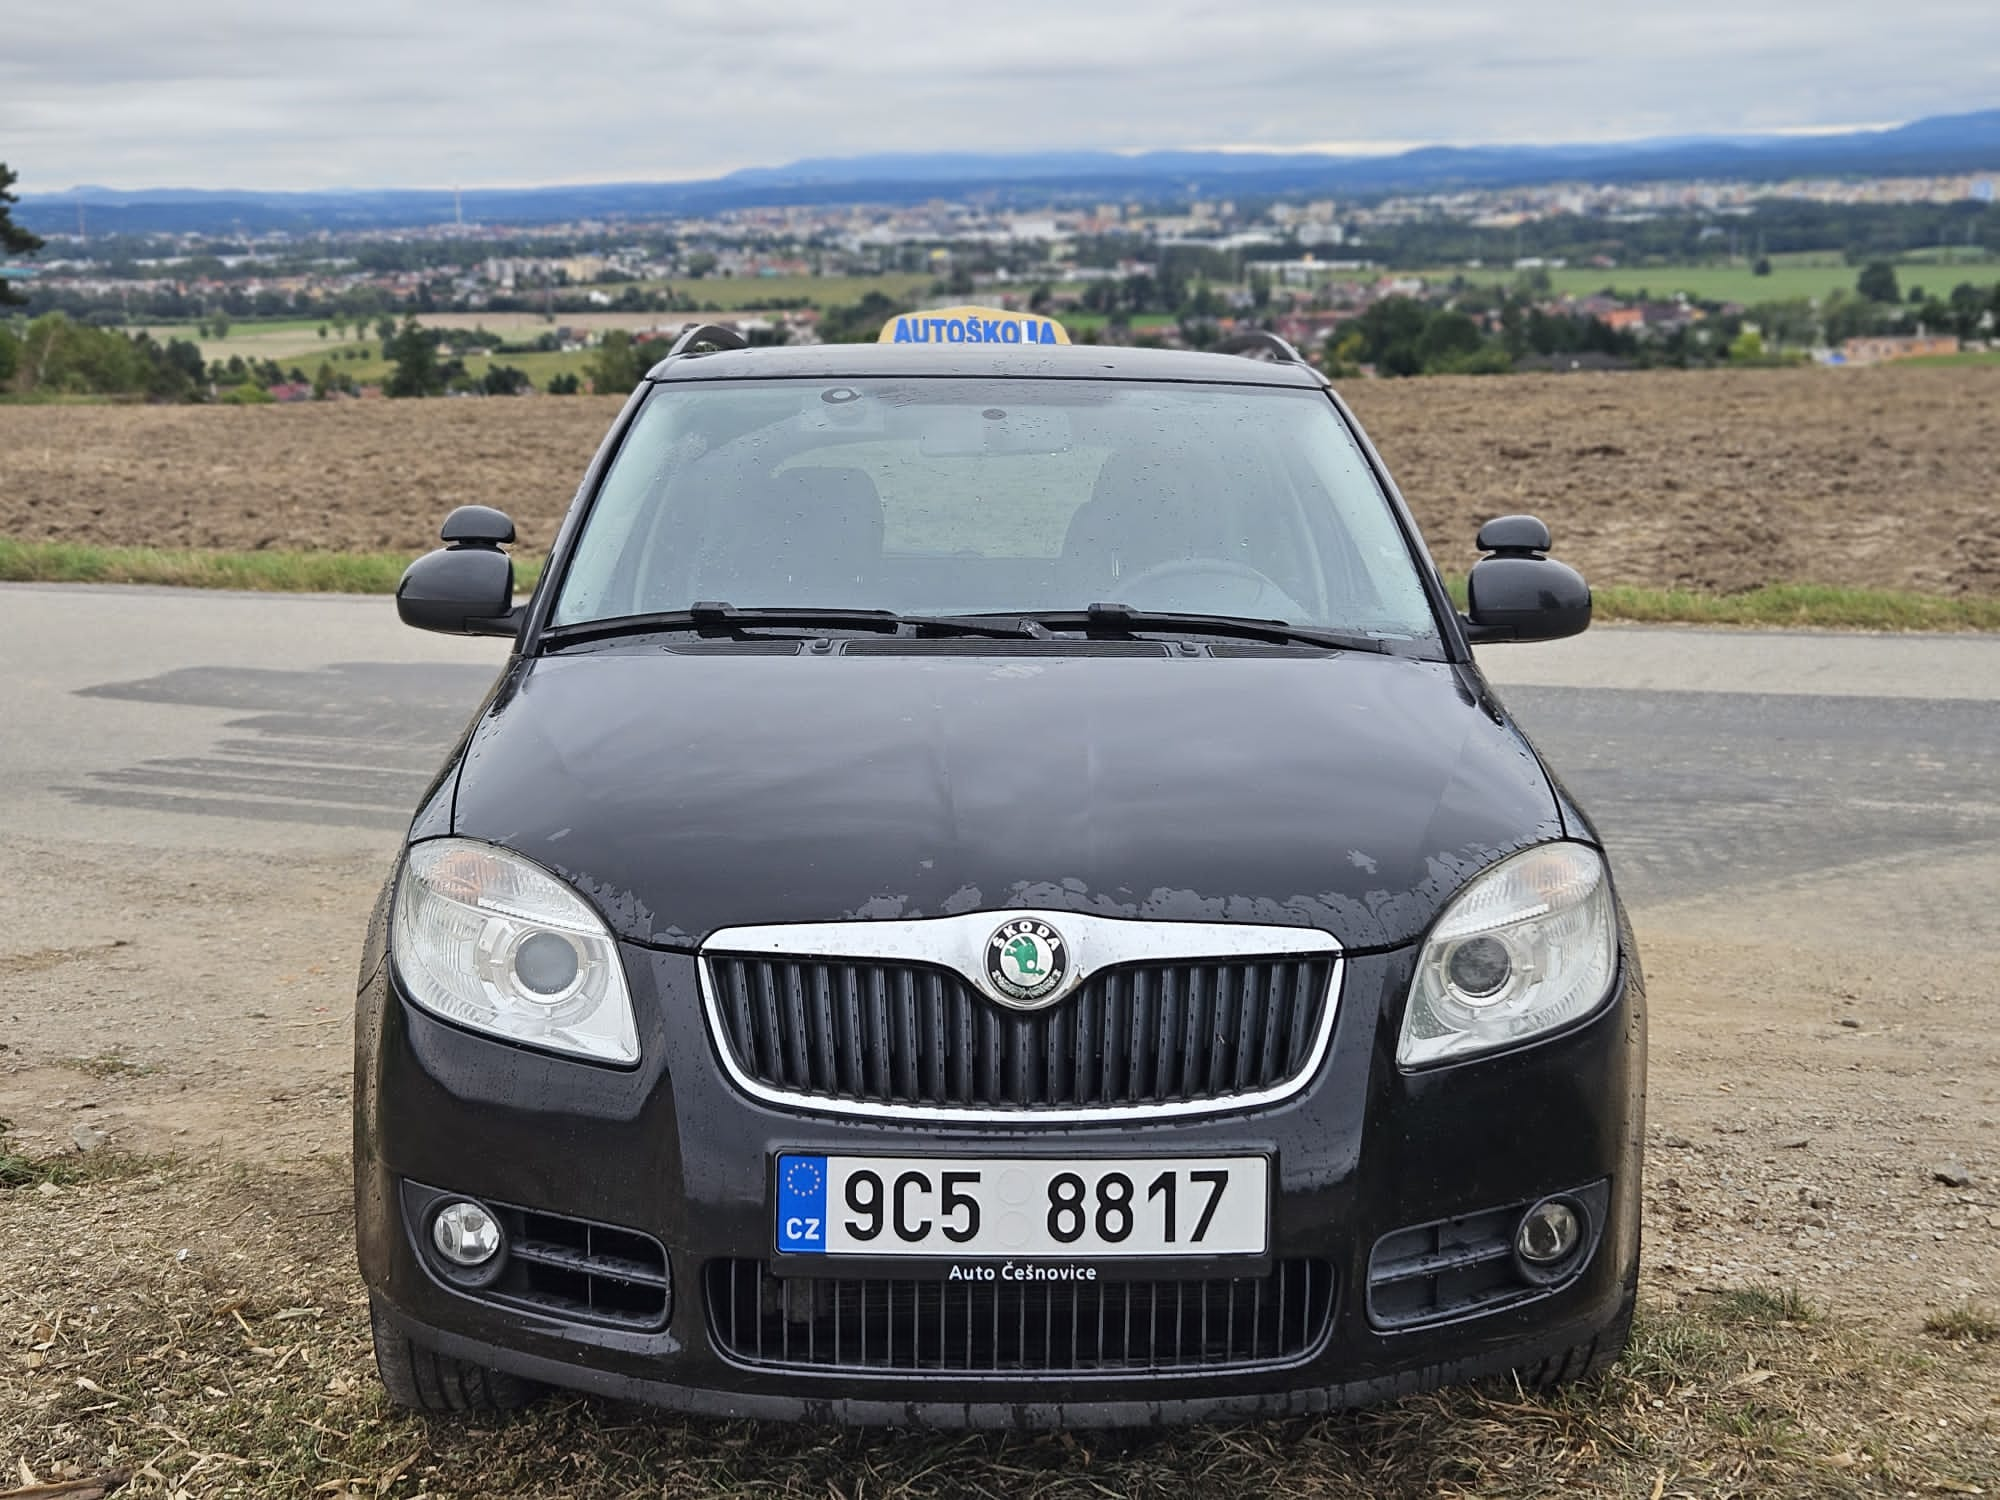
[1442,575,2000,631]
[2,538,1995,631]
[1589,582,2000,630]
[0,538,544,594]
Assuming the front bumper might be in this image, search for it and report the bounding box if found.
[355,934,1645,1426]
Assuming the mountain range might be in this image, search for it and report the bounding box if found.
[16,108,2000,238]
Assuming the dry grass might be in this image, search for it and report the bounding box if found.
[0,1120,170,1193]
[3,1143,1995,1500]
[1925,1304,2000,1346]
[1705,1287,1821,1328]
[54,1055,157,1081]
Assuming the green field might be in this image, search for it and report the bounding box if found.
[1897,243,2000,264]
[1431,256,2000,306]
[460,347,596,386]
[634,271,933,310]
[135,320,374,367]
[147,333,603,392]
[126,272,938,374]
[1061,311,1177,335]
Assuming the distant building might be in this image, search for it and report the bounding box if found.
[1837,334,1961,365]
[1272,310,1352,345]
[1638,301,1702,333]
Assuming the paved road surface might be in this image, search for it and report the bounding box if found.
[4,584,1996,909]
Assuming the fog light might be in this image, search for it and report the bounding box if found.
[432,1200,502,1267]
[1515,1198,1582,1266]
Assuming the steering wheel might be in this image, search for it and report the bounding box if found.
[1114,556,1297,615]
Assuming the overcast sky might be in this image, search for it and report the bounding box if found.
[5,0,1998,193]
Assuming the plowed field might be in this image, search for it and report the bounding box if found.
[3,364,1995,594]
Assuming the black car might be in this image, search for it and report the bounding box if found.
[356,315,1644,1426]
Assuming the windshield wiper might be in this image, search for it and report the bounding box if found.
[541,603,1380,652]
[1012,603,1390,654]
[541,603,1052,647]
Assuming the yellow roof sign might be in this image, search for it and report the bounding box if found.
[879,304,1070,347]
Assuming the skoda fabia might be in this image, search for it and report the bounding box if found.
[356,313,1644,1425]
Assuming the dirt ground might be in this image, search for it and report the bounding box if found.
[3,366,2000,1492]
[2,824,1997,1494]
[2,363,1997,596]
[2,833,1993,1324]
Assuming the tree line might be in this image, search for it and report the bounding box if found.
[0,309,667,401]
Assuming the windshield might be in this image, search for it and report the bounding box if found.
[550,377,1441,644]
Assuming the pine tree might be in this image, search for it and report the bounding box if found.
[1,163,46,307]
[386,318,444,398]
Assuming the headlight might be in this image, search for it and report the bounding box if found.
[390,838,639,1064]
[1398,842,1616,1068]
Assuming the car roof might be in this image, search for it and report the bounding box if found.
[644,340,1328,388]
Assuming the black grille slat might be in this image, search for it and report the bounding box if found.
[894,967,919,1103]
[782,964,811,1089]
[1132,970,1158,1102]
[709,1260,1332,1373]
[755,963,785,1084]
[1168,976,1200,1104]
[805,963,836,1093]
[924,970,950,1101]
[1234,968,1262,1093]
[709,954,1332,1111]
[837,966,865,1096]
[865,971,890,1099]
[465,1205,670,1330]
[1199,965,1224,1098]
[1104,969,1131,1104]
[949,980,975,1103]
[1367,1181,1610,1330]
[1072,984,1098,1106]
[1257,962,1287,1084]
[508,1239,670,1288]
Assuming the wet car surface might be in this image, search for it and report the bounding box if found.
[356,319,1643,1425]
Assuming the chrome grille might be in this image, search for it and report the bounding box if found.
[706,1259,1335,1374]
[705,953,1335,1115]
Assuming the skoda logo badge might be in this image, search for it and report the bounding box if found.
[986,919,1069,1006]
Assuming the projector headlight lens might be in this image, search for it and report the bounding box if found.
[391,838,639,1064]
[1399,842,1616,1067]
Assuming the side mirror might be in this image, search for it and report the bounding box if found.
[1463,514,1590,644]
[440,504,516,547]
[397,507,522,637]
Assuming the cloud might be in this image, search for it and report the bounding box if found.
[3,0,1997,191]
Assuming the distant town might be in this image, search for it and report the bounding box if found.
[5,165,1997,401]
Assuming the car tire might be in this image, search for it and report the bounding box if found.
[1518,1256,1639,1390]
[370,1300,541,1413]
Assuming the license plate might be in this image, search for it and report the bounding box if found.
[774,1154,1267,1258]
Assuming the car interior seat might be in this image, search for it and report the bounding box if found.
[1060,447,1244,598]
[688,465,885,605]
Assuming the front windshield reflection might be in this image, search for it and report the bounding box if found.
[551,378,1439,646]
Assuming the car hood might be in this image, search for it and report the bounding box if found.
[448,647,1564,951]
